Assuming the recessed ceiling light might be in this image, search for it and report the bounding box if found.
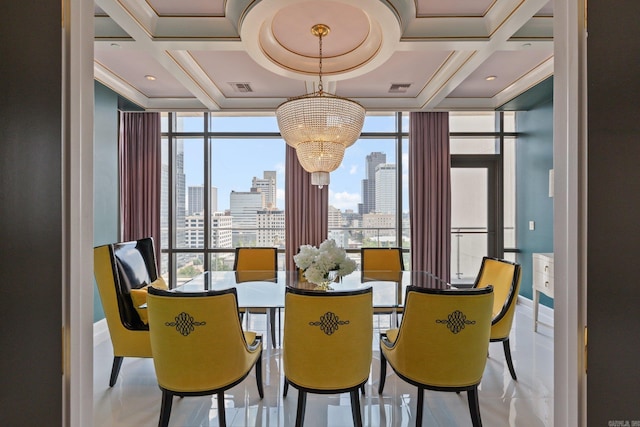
[485,75,497,81]
[110,43,121,48]
[522,43,532,48]
[145,75,156,81]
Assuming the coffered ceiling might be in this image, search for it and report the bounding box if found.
[94,0,554,112]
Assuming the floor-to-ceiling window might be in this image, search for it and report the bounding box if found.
[159,111,516,285]
[449,111,516,283]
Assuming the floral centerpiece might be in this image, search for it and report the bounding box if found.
[294,239,357,287]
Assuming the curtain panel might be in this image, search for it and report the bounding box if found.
[284,145,328,271]
[118,112,161,254]
[409,112,451,282]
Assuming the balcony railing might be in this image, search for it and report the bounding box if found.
[163,226,513,284]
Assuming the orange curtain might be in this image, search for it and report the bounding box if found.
[284,145,328,270]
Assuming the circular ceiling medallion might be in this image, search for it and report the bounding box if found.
[241,0,400,81]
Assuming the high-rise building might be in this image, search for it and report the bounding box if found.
[211,213,233,248]
[362,212,395,241]
[160,162,169,275]
[184,212,232,249]
[375,163,396,214]
[328,205,344,229]
[252,171,277,208]
[361,152,386,214]
[187,186,203,215]
[187,185,218,215]
[176,140,186,254]
[229,188,263,245]
[256,209,285,247]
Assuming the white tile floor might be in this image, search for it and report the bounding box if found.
[93,304,554,426]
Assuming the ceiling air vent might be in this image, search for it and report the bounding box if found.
[388,83,412,93]
[229,82,253,93]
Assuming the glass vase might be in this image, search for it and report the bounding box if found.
[315,270,338,291]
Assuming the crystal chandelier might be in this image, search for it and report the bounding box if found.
[276,24,365,188]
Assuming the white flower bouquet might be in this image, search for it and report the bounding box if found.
[294,239,357,285]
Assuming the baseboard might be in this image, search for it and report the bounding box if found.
[517,295,554,328]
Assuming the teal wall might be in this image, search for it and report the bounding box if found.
[515,99,554,307]
[93,81,120,322]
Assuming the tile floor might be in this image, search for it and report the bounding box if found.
[93,304,554,426]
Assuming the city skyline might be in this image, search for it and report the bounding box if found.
[182,141,407,214]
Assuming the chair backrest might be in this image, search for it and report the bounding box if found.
[283,287,373,391]
[234,270,277,283]
[361,247,404,272]
[233,247,277,271]
[94,237,158,330]
[361,270,403,283]
[387,286,494,387]
[473,257,522,336]
[147,287,260,392]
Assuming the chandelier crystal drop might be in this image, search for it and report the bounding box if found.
[276,24,365,188]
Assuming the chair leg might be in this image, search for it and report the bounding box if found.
[350,389,363,427]
[378,351,387,394]
[360,384,366,396]
[217,392,227,427]
[415,387,424,427]
[467,386,482,427]
[277,308,282,346]
[295,390,307,427]
[269,307,277,348]
[109,356,124,387]
[502,338,517,380]
[159,390,173,427]
[283,377,289,397]
[255,350,264,398]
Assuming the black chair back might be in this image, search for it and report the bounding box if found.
[111,237,158,329]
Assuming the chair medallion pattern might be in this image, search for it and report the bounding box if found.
[378,286,494,427]
[309,311,350,335]
[165,312,206,336]
[436,310,476,334]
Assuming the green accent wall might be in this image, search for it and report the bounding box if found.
[515,97,554,307]
[93,81,120,322]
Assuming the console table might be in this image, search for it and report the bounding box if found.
[532,252,554,331]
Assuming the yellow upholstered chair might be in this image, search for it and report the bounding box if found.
[283,287,373,427]
[473,256,522,380]
[94,237,164,386]
[360,247,405,272]
[233,247,279,347]
[233,247,278,271]
[147,286,263,427]
[361,247,405,325]
[378,286,494,427]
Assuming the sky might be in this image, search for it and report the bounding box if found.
[178,115,409,212]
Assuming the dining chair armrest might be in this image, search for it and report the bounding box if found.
[246,334,263,351]
[379,332,395,350]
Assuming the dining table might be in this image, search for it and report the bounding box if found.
[174,269,451,311]
[172,269,451,348]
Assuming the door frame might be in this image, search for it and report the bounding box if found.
[451,155,503,260]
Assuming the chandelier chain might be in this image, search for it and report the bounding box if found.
[275,23,365,187]
[318,31,323,94]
